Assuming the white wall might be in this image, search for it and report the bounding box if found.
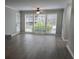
[68,0,74,56]
[68,6,74,56]
[5,6,20,35]
[62,4,72,40]
[62,1,74,57]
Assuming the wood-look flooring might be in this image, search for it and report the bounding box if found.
[5,33,73,59]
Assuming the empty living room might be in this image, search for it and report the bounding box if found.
[5,0,74,59]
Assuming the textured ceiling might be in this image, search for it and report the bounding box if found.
[5,0,72,10]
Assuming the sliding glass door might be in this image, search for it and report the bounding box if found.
[25,14,33,32]
[25,13,57,34]
[16,13,20,32]
[34,14,46,33]
[46,14,57,34]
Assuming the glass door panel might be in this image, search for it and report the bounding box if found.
[46,14,57,34]
[16,13,20,32]
[25,14,34,32]
[34,14,46,33]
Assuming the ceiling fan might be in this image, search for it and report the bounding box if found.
[36,8,40,14]
[36,8,43,14]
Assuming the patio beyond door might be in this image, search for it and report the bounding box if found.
[25,14,57,34]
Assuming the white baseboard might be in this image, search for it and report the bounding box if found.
[62,36,74,58]
[11,32,20,37]
[66,45,74,58]
[62,36,68,41]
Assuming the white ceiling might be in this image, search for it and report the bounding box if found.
[5,0,72,11]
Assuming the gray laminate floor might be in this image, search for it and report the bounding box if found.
[5,33,73,59]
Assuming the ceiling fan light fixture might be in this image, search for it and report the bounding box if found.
[36,8,40,14]
[36,11,40,14]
